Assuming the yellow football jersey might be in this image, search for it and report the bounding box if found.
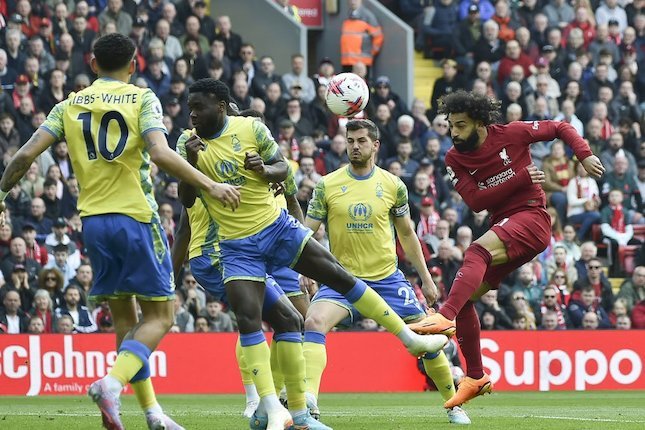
[176,131,220,262]
[188,116,282,240]
[307,166,409,281]
[41,78,165,223]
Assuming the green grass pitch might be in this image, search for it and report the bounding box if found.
[0,391,643,429]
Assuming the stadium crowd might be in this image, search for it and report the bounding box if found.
[0,0,644,336]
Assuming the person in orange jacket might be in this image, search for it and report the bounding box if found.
[340,0,383,75]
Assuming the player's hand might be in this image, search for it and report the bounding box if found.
[526,164,545,184]
[299,275,318,296]
[185,133,206,166]
[581,155,605,179]
[421,277,439,306]
[271,182,285,197]
[244,152,266,175]
[208,183,241,210]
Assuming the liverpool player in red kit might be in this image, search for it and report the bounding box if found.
[409,91,605,407]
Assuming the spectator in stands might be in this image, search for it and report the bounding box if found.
[601,189,643,273]
[476,289,513,329]
[215,16,243,62]
[201,297,234,332]
[281,54,315,103]
[473,19,505,67]
[324,134,350,174]
[384,139,418,187]
[143,57,171,98]
[71,16,96,57]
[294,156,321,185]
[0,223,12,259]
[54,314,74,334]
[153,19,183,61]
[3,183,30,222]
[1,236,41,287]
[37,267,65,310]
[429,239,460,292]
[511,263,543,311]
[569,285,609,328]
[181,271,205,319]
[341,0,383,73]
[601,134,638,177]
[572,257,614,312]
[608,298,630,327]
[26,315,44,334]
[55,285,96,333]
[556,224,581,264]
[30,289,53,333]
[567,160,601,241]
[251,55,283,100]
[0,290,30,333]
[429,59,465,118]
[491,0,519,42]
[616,266,645,313]
[368,75,409,120]
[68,264,93,304]
[0,49,18,89]
[194,316,210,332]
[540,285,570,328]
[542,140,574,223]
[526,76,559,118]
[539,310,561,330]
[44,244,77,286]
[98,0,132,36]
[4,263,35,312]
[174,290,194,333]
[543,0,575,29]
[545,245,578,285]
[280,98,314,139]
[596,0,628,32]
[507,292,538,329]
[601,155,643,223]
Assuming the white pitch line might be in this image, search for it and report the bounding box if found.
[523,415,645,424]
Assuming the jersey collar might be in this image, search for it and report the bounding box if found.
[206,116,229,140]
[346,166,375,181]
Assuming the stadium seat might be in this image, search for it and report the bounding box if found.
[591,224,608,258]
[618,245,639,276]
[633,225,645,242]
[609,277,624,294]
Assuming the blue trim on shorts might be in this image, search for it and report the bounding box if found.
[119,340,151,363]
[423,351,441,360]
[345,279,367,303]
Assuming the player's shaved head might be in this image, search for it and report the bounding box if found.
[93,33,135,72]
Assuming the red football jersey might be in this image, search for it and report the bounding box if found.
[445,121,593,223]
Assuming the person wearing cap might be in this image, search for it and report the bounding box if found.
[595,0,628,32]
[588,24,621,65]
[367,75,410,120]
[340,0,383,73]
[458,0,494,21]
[303,119,471,424]
[416,196,441,243]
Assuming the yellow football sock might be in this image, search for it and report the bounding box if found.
[423,351,456,402]
[109,351,144,386]
[303,341,327,398]
[277,340,306,411]
[236,338,254,386]
[241,342,275,398]
[351,287,406,335]
[132,378,158,411]
[270,339,284,394]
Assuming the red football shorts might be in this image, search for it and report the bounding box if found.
[484,207,551,288]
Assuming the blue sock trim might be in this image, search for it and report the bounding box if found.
[240,331,266,347]
[129,362,150,383]
[344,279,368,304]
[274,332,302,343]
[303,331,326,345]
[119,339,152,364]
[423,351,440,360]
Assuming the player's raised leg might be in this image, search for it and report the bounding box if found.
[293,240,448,356]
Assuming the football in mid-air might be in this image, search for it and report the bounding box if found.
[325,72,369,117]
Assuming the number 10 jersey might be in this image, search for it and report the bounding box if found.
[41,77,167,223]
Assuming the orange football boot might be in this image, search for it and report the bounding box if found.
[444,374,493,408]
[407,310,456,337]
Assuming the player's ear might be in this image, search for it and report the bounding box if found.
[129,59,136,75]
[89,56,98,74]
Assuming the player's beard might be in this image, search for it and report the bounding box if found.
[350,151,372,168]
[452,130,479,153]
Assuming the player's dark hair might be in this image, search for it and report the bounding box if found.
[93,33,136,72]
[438,90,502,125]
[346,119,379,141]
[239,109,266,124]
[189,78,230,104]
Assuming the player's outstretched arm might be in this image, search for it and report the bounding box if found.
[0,129,57,208]
[171,208,192,280]
[393,212,438,305]
[145,131,241,210]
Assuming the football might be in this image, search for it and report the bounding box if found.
[325,72,370,117]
